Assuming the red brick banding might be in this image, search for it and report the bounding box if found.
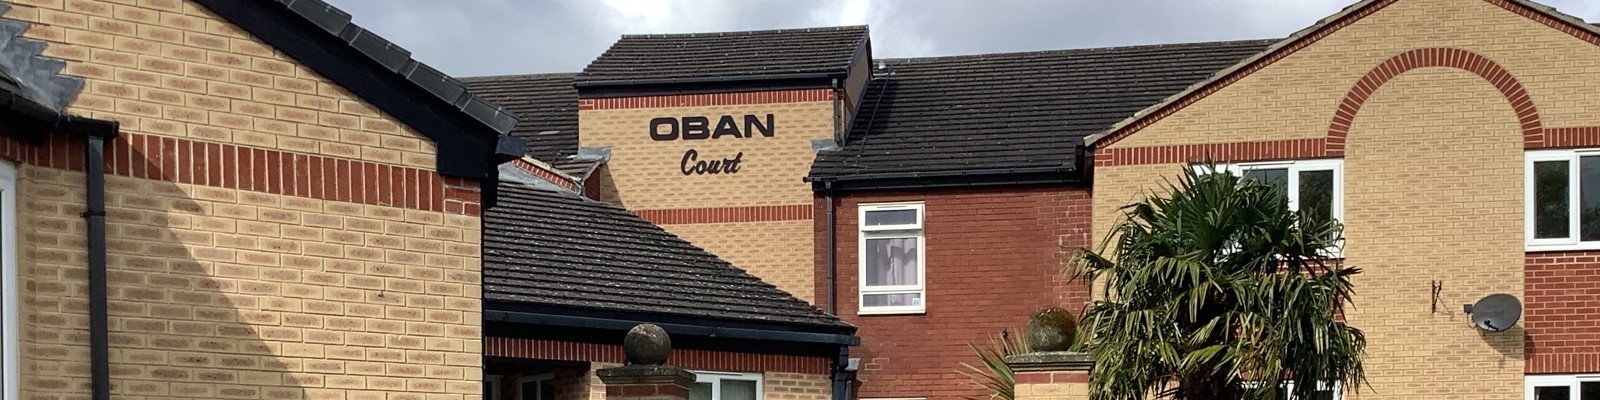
[1542,127,1600,149]
[1096,139,1327,167]
[485,336,830,375]
[1329,47,1541,153]
[1096,46,1600,167]
[1524,250,1600,374]
[1092,0,1401,150]
[0,132,481,215]
[1486,0,1600,46]
[509,158,581,192]
[634,204,813,225]
[578,88,832,110]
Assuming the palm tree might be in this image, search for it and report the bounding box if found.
[1074,165,1366,400]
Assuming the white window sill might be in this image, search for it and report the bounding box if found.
[1526,241,1600,252]
[857,308,926,316]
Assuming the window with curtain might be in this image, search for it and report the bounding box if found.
[1527,149,1600,251]
[858,203,925,315]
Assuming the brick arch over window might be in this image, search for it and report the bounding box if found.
[1326,47,1542,156]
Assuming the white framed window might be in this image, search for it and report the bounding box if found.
[518,373,556,400]
[858,203,925,315]
[1525,149,1600,251]
[1193,160,1344,257]
[1526,374,1600,399]
[1,161,15,400]
[690,371,762,400]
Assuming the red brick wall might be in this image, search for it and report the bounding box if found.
[1525,251,1600,374]
[814,185,1093,400]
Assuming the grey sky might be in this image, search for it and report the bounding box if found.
[321,0,1600,78]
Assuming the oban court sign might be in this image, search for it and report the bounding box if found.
[649,114,774,175]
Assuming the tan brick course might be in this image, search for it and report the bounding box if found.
[7,1,485,399]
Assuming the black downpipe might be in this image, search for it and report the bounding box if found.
[824,181,838,315]
[832,345,853,400]
[59,116,119,400]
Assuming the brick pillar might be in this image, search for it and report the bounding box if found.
[1006,352,1093,400]
[597,365,697,400]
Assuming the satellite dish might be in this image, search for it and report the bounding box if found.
[1463,294,1522,332]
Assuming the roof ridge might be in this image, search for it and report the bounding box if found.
[459,72,579,82]
[878,38,1282,64]
[620,24,867,39]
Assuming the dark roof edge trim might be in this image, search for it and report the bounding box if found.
[575,72,843,89]
[806,165,1077,183]
[195,0,520,178]
[809,167,1082,192]
[485,310,860,346]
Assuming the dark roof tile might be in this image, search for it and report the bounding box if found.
[809,39,1275,181]
[462,73,580,162]
[485,184,849,331]
[578,26,868,86]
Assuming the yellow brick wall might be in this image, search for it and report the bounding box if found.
[1013,382,1088,400]
[579,101,834,210]
[664,220,815,302]
[1109,0,1600,149]
[7,0,483,399]
[580,100,834,303]
[1091,0,1595,398]
[762,372,829,400]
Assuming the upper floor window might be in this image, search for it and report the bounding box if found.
[1194,160,1344,255]
[858,203,925,315]
[691,371,762,400]
[1527,149,1600,251]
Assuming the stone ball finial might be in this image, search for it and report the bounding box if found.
[623,323,672,366]
[1026,306,1079,352]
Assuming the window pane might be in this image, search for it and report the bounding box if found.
[690,382,713,400]
[722,379,758,400]
[1582,157,1600,241]
[1538,386,1572,400]
[540,381,556,400]
[1582,382,1599,400]
[1536,160,1572,239]
[1243,168,1289,194]
[865,209,918,226]
[864,238,918,287]
[863,293,922,308]
[521,382,538,400]
[1298,169,1335,222]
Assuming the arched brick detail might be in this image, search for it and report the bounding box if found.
[1327,48,1542,155]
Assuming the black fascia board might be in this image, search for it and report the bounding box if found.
[574,71,842,89]
[483,305,859,346]
[807,165,1084,192]
[195,0,512,179]
[576,76,838,99]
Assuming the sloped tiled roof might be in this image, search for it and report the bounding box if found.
[577,26,869,87]
[484,183,850,331]
[462,73,579,162]
[808,39,1275,182]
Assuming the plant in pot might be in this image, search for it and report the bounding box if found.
[960,306,1083,400]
